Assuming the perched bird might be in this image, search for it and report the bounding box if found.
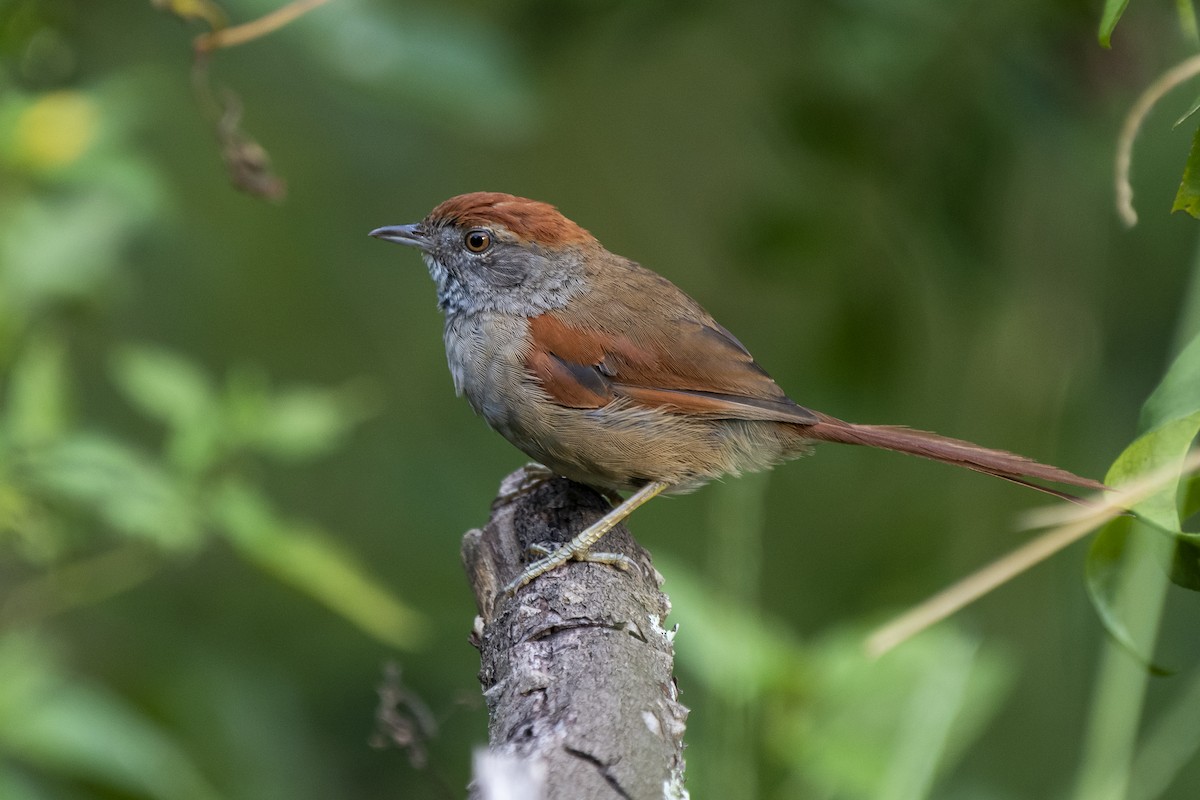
[370,192,1103,592]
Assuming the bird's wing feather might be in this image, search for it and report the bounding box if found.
[522,258,818,424]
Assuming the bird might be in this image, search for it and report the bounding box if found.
[370,192,1104,593]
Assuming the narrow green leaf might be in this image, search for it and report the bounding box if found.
[110,346,215,431]
[0,632,222,800]
[111,346,223,472]
[783,626,1008,797]
[20,435,203,550]
[662,555,1010,796]
[0,194,125,309]
[250,382,379,462]
[1173,127,1200,219]
[1098,0,1132,47]
[209,481,426,649]
[6,331,69,447]
[222,370,378,462]
[0,483,68,564]
[1178,0,1200,47]
[1128,663,1200,800]
[876,636,987,800]
[656,554,807,697]
[1173,93,1200,129]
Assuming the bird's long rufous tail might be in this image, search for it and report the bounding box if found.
[803,414,1105,503]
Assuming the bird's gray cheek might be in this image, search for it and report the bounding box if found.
[480,255,527,289]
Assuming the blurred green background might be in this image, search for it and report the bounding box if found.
[2,0,1200,798]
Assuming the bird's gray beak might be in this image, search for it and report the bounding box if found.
[368,223,429,249]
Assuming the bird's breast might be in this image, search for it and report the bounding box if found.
[442,312,536,434]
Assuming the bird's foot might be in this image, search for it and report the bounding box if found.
[494,463,556,507]
[530,541,637,571]
[503,542,638,595]
[502,481,669,595]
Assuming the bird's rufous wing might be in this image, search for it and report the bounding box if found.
[523,303,818,425]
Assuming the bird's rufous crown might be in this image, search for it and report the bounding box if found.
[428,192,595,247]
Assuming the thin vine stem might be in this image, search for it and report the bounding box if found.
[194,0,333,54]
[1116,53,1200,227]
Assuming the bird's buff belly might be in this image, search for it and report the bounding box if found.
[507,397,805,493]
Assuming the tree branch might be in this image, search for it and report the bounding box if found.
[462,467,689,800]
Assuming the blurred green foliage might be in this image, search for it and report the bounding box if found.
[1,0,1199,798]
[1085,340,1200,671]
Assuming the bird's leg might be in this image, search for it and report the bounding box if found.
[504,480,670,594]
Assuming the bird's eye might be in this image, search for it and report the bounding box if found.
[464,229,492,253]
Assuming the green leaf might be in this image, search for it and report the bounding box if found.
[209,481,426,649]
[0,194,124,311]
[1098,0,1132,47]
[5,331,69,447]
[218,369,379,462]
[1128,661,1200,800]
[222,369,377,462]
[796,629,1011,799]
[1086,520,1172,675]
[1173,127,1200,220]
[657,554,807,697]
[110,346,215,431]
[1115,413,1200,530]
[661,555,1011,796]
[251,383,378,461]
[1179,0,1200,47]
[1173,92,1200,129]
[0,765,53,800]
[0,632,222,800]
[1141,332,1200,430]
[1085,411,1200,668]
[0,483,68,564]
[1169,539,1200,590]
[110,346,221,472]
[20,435,203,550]
[1183,472,1200,521]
